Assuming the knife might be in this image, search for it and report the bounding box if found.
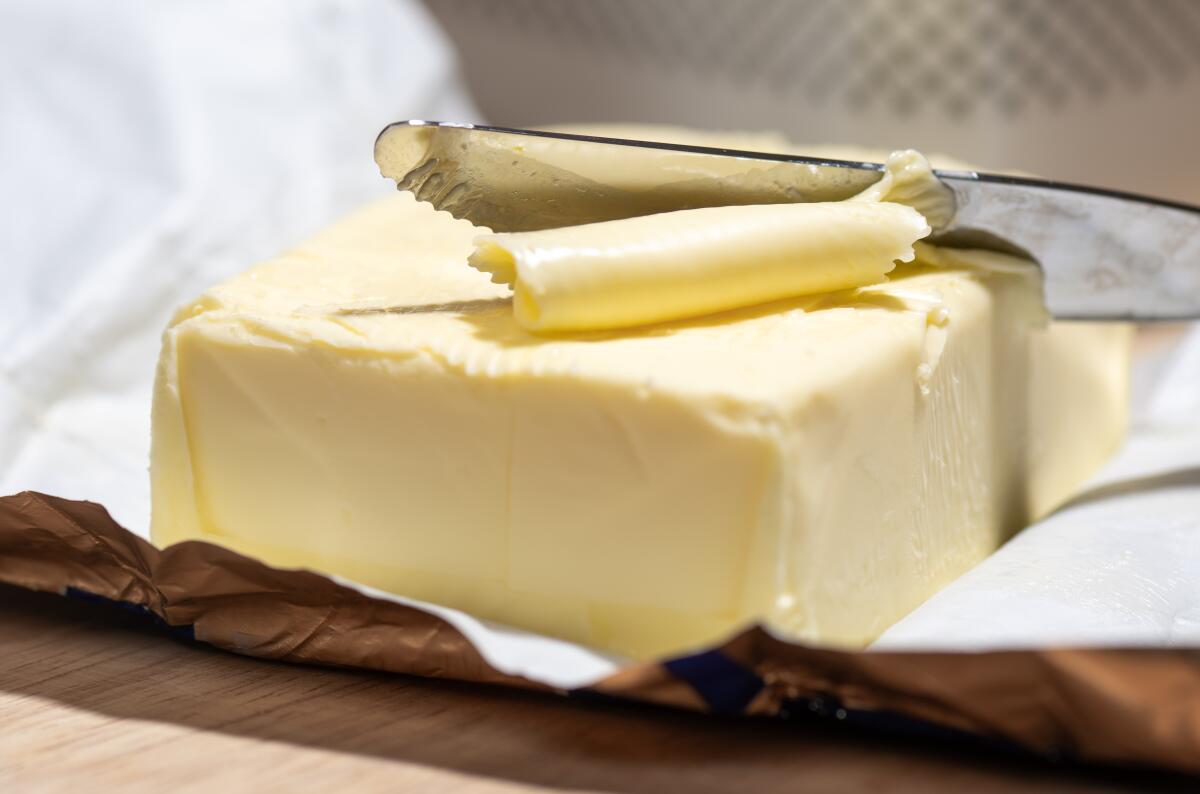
[375,120,1200,321]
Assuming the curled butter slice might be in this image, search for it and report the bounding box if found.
[470,201,930,332]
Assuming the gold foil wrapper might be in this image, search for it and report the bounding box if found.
[3,490,1198,772]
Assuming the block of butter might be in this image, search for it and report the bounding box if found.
[151,143,1130,659]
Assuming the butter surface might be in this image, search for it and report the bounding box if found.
[151,135,1131,659]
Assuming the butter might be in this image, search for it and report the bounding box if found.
[150,137,1131,659]
[471,201,928,332]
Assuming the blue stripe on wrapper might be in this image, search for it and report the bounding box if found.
[663,649,764,714]
[66,587,196,642]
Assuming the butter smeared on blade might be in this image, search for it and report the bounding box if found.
[851,149,957,231]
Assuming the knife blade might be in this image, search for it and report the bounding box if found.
[375,120,1200,321]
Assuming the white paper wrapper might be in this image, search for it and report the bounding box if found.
[876,329,1200,650]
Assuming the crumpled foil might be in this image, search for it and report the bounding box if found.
[4,490,1197,773]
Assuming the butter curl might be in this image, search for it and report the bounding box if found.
[470,201,930,333]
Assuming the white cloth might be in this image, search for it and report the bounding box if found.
[0,0,480,532]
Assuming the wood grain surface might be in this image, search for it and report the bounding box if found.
[0,584,1192,793]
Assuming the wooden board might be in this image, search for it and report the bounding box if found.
[0,584,1190,792]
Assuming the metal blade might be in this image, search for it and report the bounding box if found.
[375,120,1200,321]
[375,120,888,232]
